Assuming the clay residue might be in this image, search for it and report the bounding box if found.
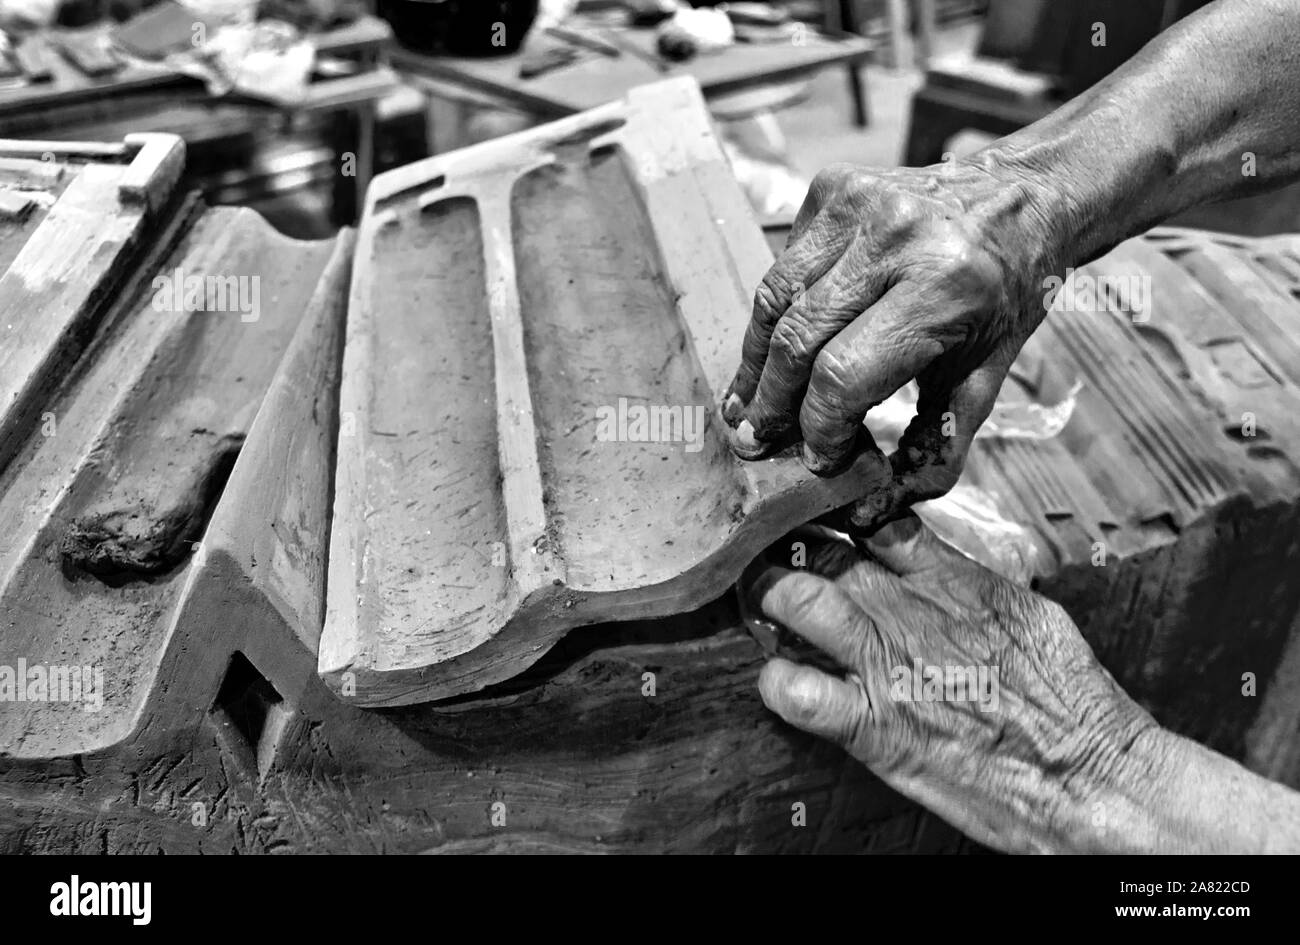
[61,432,243,580]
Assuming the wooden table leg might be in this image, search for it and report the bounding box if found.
[913,0,937,69]
[886,0,908,69]
[830,0,870,126]
[329,102,376,226]
[355,101,375,214]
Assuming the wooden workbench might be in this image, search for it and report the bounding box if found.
[0,17,398,222]
[390,17,873,119]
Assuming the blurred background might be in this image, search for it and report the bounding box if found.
[4,0,1294,245]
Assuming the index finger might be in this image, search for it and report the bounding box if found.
[724,167,857,420]
[799,281,950,471]
[725,223,851,422]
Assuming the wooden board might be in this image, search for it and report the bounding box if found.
[324,78,888,706]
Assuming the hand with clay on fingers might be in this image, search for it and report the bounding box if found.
[725,0,1300,532]
[723,161,1065,531]
[747,514,1300,853]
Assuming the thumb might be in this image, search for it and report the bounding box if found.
[758,658,868,749]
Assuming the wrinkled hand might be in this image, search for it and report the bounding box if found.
[724,160,1064,530]
[750,515,1158,853]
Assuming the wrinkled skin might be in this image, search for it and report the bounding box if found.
[732,0,1300,853]
[751,514,1158,853]
[723,161,1065,529]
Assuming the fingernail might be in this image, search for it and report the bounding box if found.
[722,392,744,425]
[730,419,768,458]
[737,563,788,653]
[801,442,844,476]
[754,566,795,619]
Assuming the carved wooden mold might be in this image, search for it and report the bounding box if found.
[323,79,887,705]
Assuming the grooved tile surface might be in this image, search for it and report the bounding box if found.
[323,79,888,705]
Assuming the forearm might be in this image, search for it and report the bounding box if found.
[1062,725,1300,853]
[971,0,1300,267]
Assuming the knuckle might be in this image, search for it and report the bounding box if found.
[841,172,873,201]
[873,192,924,239]
[813,163,856,196]
[884,191,921,219]
[806,335,857,392]
[769,313,819,365]
[937,239,1001,303]
[753,274,790,324]
[833,172,886,213]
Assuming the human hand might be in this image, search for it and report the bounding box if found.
[748,514,1162,853]
[724,160,1065,530]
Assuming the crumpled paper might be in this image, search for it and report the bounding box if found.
[866,379,1083,585]
[0,0,59,29]
[869,380,1082,446]
[111,2,316,107]
[173,18,315,104]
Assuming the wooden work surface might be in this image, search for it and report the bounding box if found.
[0,15,392,126]
[390,20,873,117]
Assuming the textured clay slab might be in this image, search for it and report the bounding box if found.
[0,136,340,758]
[323,78,887,706]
